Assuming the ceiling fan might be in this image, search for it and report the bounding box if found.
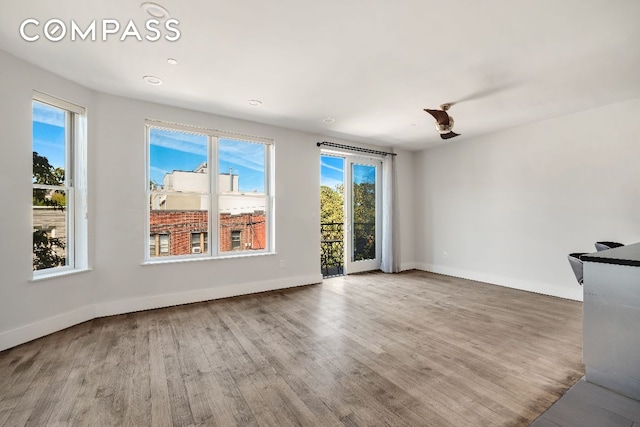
[424,103,460,140]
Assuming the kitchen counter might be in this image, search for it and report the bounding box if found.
[582,242,640,400]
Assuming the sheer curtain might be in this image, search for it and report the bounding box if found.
[381,154,400,273]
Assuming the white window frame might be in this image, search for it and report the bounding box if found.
[32,91,88,279]
[145,120,274,263]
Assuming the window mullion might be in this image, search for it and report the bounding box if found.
[66,112,74,269]
[267,144,273,252]
[211,136,219,257]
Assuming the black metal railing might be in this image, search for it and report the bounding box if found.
[320,222,376,277]
[321,222,344,277]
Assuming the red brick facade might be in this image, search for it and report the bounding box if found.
[219,213,267,252]
[149,210,266,256]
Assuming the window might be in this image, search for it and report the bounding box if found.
[191,232,208,254]
[231,231,241,251]
[150,233,170,257]
[32,93,87,276]
[160,234,169,254]
[146,121,273,261]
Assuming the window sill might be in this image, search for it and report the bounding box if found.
[30,267,92,283]
[142,251,277,266]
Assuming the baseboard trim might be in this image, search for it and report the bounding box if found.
[94,274,323,318]
[0,274,323,352]
[400,262,419,271]
[416,263,583,301]
[0,305,95,352]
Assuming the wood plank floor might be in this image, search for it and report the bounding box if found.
[0,270,584,426]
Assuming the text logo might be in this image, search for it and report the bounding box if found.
[19,18,180,42]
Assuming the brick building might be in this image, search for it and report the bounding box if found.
[149,164,267,257]
[149,210,266,257]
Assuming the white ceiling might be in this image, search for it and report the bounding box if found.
[1,0,639,150]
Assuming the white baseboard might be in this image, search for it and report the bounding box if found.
[416,263,583,302]
[94,273,323,318]
[0,274,323,352]
[400,262,419,271]
[0,305,95,352]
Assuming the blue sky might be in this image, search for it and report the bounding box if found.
[33,101,66,172]
[219,138,265,193]
[149,128,266,193]
[321,156,375,187]
[32,104,266,193]
[320,155,344,188]
[33,103,364,194]
[352,164,376,185]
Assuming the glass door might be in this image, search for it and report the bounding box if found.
[345,158,381,274]
[320,155,345,278]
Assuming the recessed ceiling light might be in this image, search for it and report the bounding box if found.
[322,117,335,123]
[141,2,170,19]
[248,99,262,107]
[167,58,178,65]
[143,75,163,85]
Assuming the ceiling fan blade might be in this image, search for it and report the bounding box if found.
[440,131,460,140]
[423,109,450,126]
[454,81,518,103]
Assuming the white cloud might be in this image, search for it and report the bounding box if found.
[150,128,207,156]
[33,137,64,151]
[150,166,169,175]
[321,160,344,174]
[33,102,65,127]
[219,139,265,173]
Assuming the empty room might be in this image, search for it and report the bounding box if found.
[1,1,639,426]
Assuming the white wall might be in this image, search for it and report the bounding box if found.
[414,98,640,301]
[0,49,415,351]
[0,51,97,349]
[91,93,324,312]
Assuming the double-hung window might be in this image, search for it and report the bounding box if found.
[146,120,273,261]
[32,92,87,277]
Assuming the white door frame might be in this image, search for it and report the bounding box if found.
[344,156,382,274]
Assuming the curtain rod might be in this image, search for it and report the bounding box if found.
[316,141,397,156]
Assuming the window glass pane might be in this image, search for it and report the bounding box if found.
[33,101,66,186]
[218,138,265,194]
[149,128,209,259]
[219,195,267,253]
[33,101,70,271]
[352,164,376,261]
[149,193,209,257]
[149,128,208,191]
[147,124,272,259]
[33,188,68,270]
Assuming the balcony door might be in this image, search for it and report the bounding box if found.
[320,154,381,277]
[345,158,382,274]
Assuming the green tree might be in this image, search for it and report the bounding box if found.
[320,184,344,226]
[33,229,66,270]
[320,184,344,270]
[353,182,375,225]
[32,151,66,270]
[33,152,61,185]
[352,182,376,260]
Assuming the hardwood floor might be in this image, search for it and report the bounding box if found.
[0,270,584,426]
